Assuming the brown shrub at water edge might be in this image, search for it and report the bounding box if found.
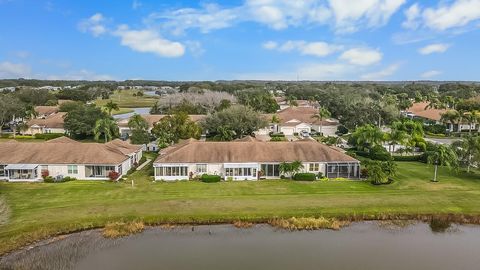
[233,220,254,228]
[102,221,145,238]
[269,217,348,230]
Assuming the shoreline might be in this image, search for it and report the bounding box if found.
[3,213,480,257]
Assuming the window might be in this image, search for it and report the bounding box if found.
[155,166,188,177]
[196,164,207,173]
[41,165,48,171]
[0,165,5,177]
[68,165,78,174]
[309,163,319,172]
[260,164,280,177]
[225,167,254,177]
[117,165,123,175]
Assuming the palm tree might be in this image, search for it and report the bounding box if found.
[352,125,385,151]
[312,106,331,136]
[440,110,460,133]
[93,118,119,143]
[426,144,458,182]
[386,128,409,153]
[462,110,480,134]
[128,114,148,131]
[279,161,304,179]
[104,101,119,116]
[452,135,480,173]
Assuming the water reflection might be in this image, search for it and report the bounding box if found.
[1,222,480,270]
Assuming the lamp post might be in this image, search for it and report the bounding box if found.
[432,159,439,182]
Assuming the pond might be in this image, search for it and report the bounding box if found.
[113,107,151,119]
[1,222,480,270]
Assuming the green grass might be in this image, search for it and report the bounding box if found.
[111,108,134,115]
[95,90,158,108]
[0,161,479,254]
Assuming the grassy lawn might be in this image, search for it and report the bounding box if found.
[0,161,480,254]
[111,107,134,115]
[95,90,158,108]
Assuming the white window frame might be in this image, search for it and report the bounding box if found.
[68,165,78,174]
[196,164,207,174]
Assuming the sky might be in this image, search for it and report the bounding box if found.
[0,0,480,81]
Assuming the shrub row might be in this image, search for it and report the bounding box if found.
[34,133,65,140]
[200,174,221,183]
[393,154,425,162]
[293,173,316,181]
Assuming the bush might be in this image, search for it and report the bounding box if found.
[317,172,324,179]
[424,124,447,135]
[108,171,120,181]
[369,146,392,161]
[200,174,221,183]
[43,176,55,183]
[270,136,286,142]
[293,173,316,181]
[269,133,285,138]
[62,176,77,182]
[336,125,349,136]
[34,133,64,140]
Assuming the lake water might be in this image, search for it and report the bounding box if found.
[2,222,480,270]
[113,107,151,119]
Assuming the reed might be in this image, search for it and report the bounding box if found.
[233,220,254,228]
[102,221,145,238]
[269,217,349,231]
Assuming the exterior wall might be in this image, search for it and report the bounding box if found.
[279,123,311,135]
[153,161,357,181]
[311,125,339,137]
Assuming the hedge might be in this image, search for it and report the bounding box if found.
[393,154,425,162]
[34,133,65,140]
[293,173,316,181]
[200,174,221,183]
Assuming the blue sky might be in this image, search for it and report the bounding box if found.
[0,0,480,81]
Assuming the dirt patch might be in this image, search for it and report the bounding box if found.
[0,196,10,226]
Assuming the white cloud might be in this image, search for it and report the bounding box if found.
[262,41,278,50]
[418,43,450,55]
[185,41,205,57]
[402,0,480,31]
[146,0,403,35]
[264,40,342,57]
[132,0,142,10]
[423,0,480,31]
[297,62,354,80]
[420,70,442,79]
[78,13,107,37]
[45,69,115,81]
[402,3,420,29]
[360,63,400,80]
[328,0,406,32]
[0,61,31,79]
[147,4,239,35]
[112,25,185,58]
[339,48,382,66]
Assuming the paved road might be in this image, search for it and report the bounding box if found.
[425,137,461,145]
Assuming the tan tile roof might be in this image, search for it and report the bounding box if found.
[154,139,358,164]
[407,102,448,121]
[45,136,80,144]
[35,106,59,116]
[27,112,66,128]
[0,139,141,165]
[106,139,143,155]
[276,107,338,126]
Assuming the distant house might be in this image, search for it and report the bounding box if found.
[259,107,339,137]
[276,97,319,111]
[117,114,206,137]
[34,106,59,119]
[153,138,360,181]
[26,112,66,135]
[0,137,142,182]
[406,102,476,132]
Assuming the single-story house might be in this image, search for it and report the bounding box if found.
[259,107,340,137]
[34,106,59,119]
[406,102,477,132]
[117,114,206,137]
[0,137,142,182]
[276,97,319,111]
[25,112,66,135]
[153,138,360,181]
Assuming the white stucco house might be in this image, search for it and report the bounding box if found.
[153,137,360,181]
[0,137,142,182]
[259,107,340,137]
